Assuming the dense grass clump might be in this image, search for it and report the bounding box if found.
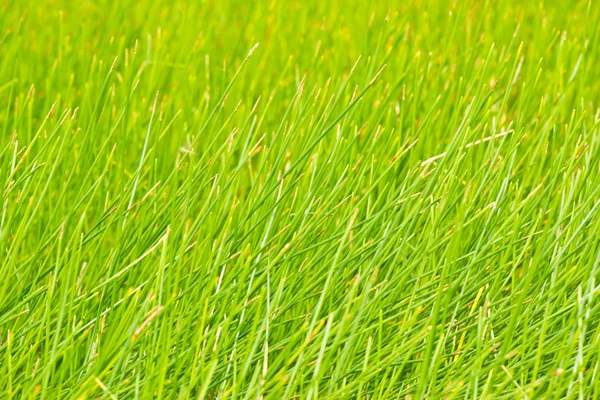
[1,0,600,398]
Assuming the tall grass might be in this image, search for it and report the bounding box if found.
[1,0,600,398]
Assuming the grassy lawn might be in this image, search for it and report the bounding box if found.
[1,0,600,398]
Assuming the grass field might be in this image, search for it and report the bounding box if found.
[1,0,600,398]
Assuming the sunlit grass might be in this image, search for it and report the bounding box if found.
[1,0,600,398]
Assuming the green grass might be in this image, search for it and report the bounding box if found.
[1,0,600,398]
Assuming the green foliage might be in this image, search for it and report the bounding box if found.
[1,0,600,398]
